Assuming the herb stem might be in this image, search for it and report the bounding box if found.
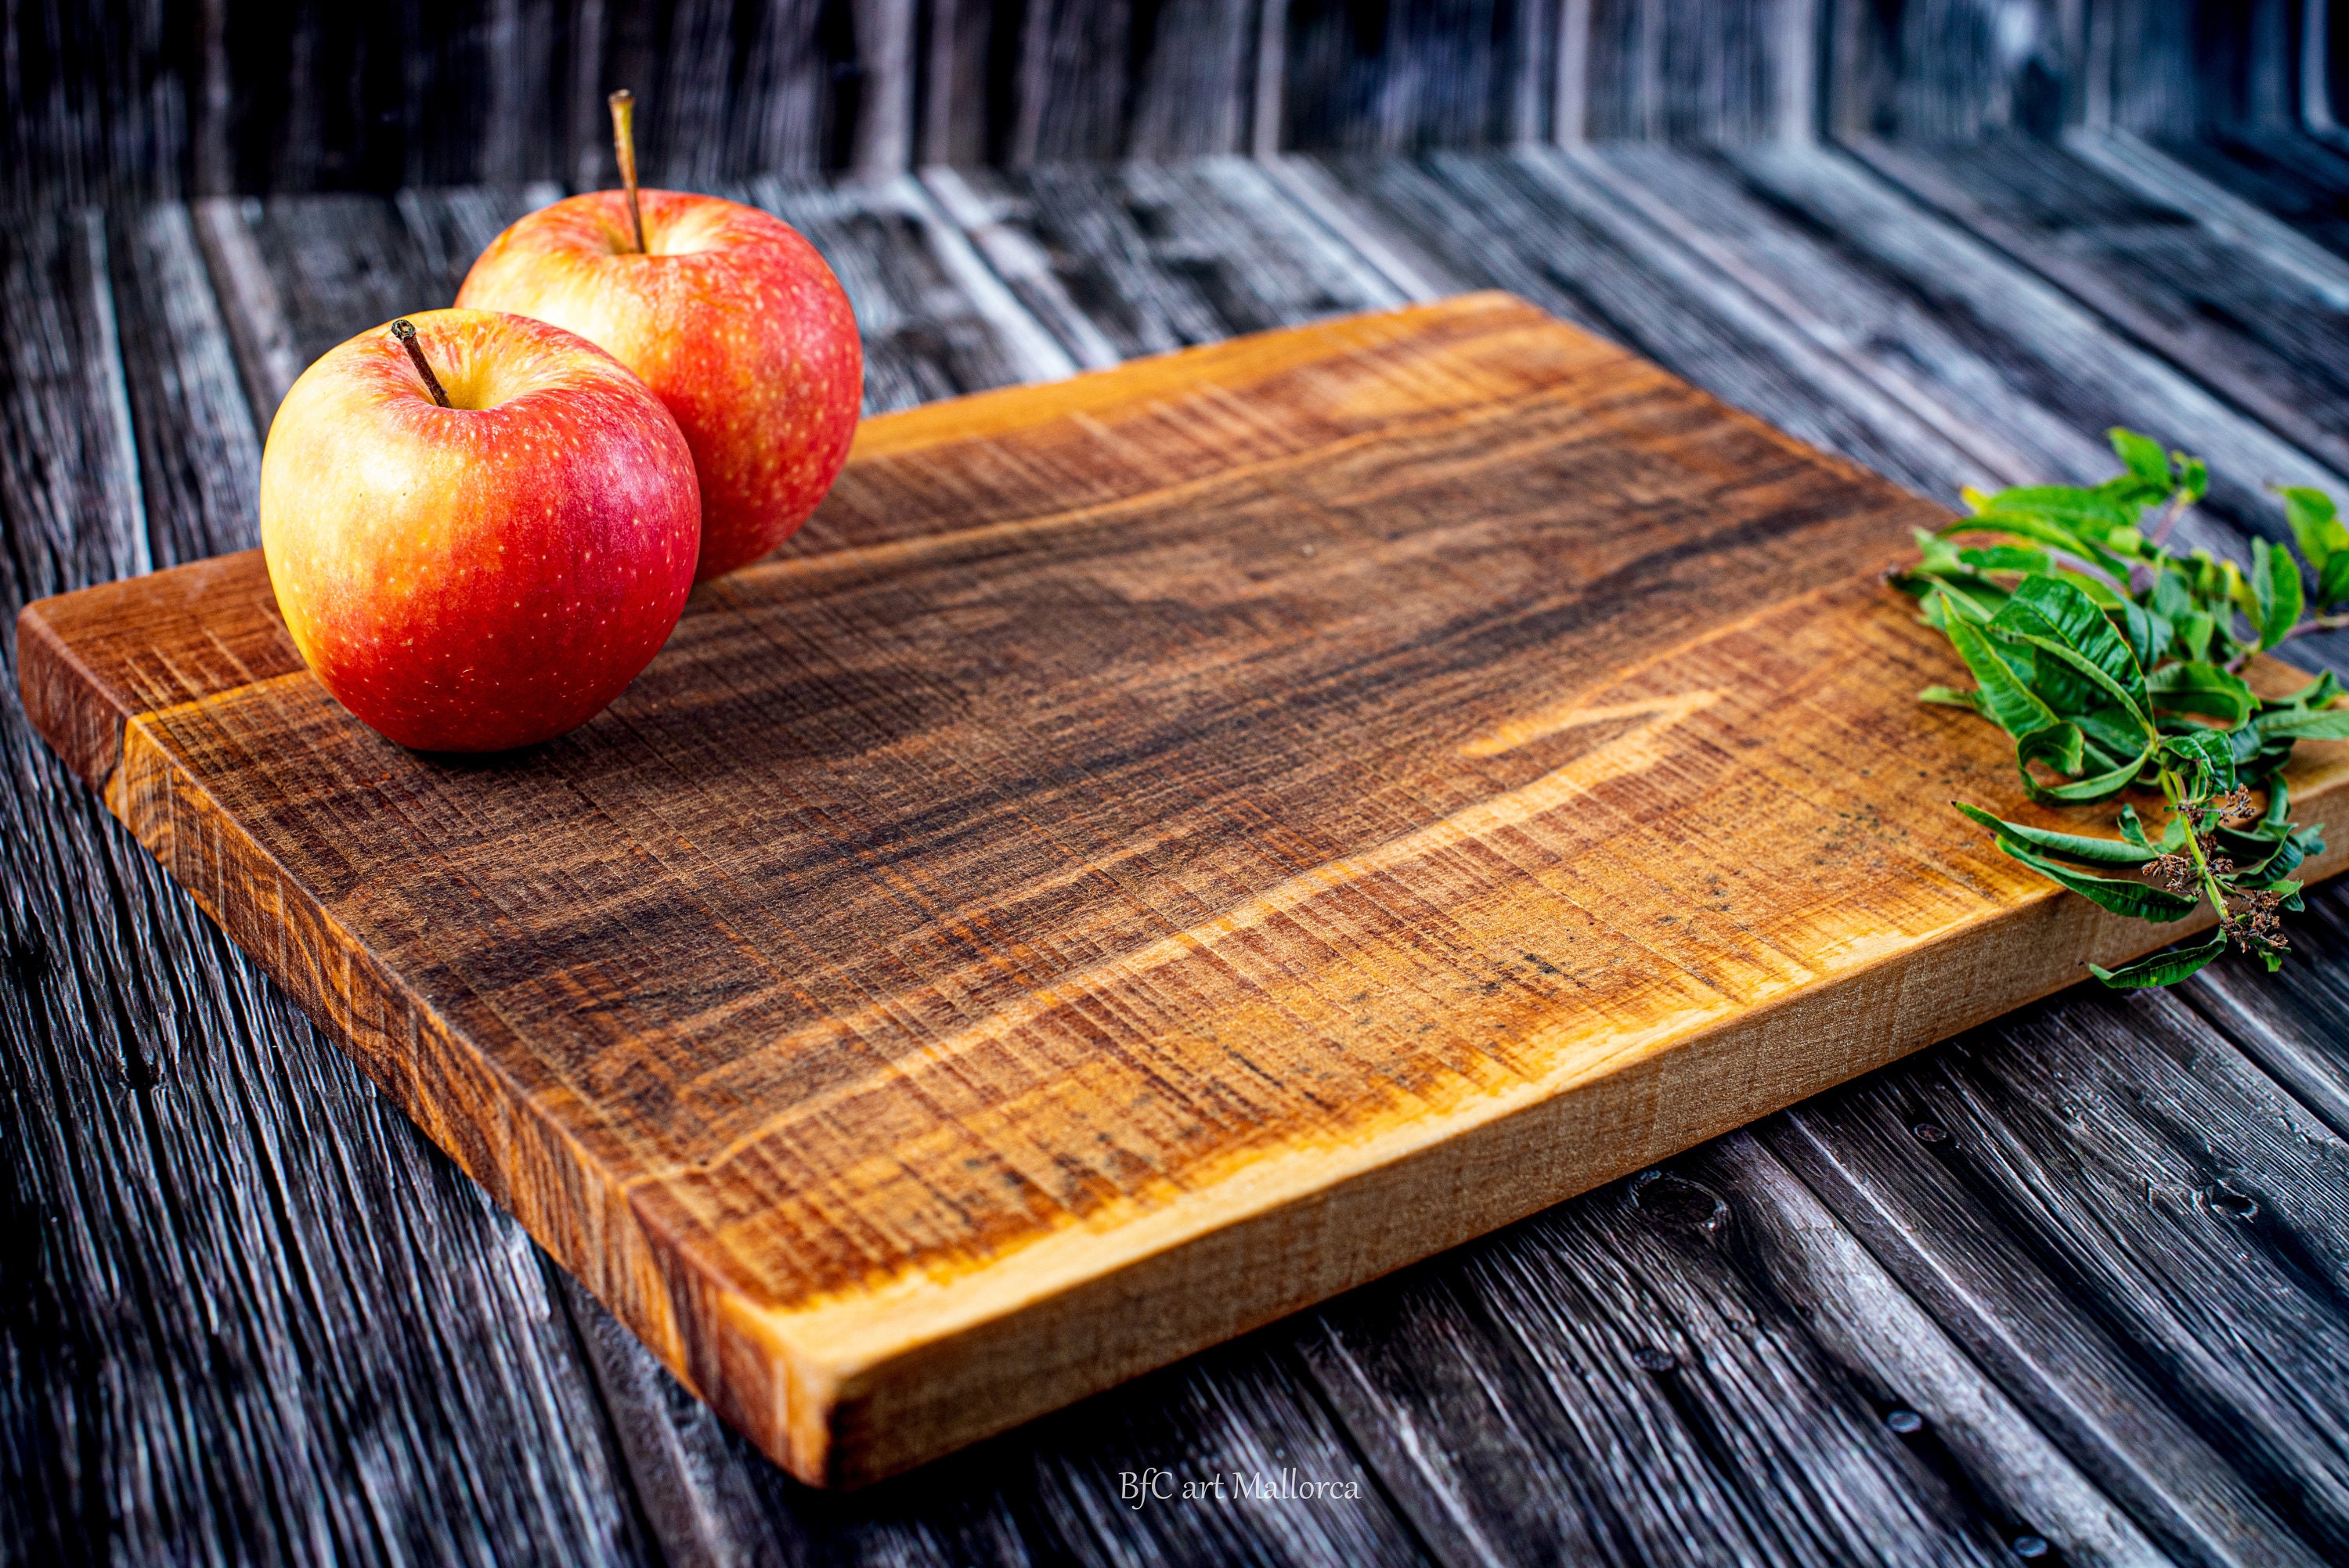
[2167,765,2234,938]
[2275,612,2349,644]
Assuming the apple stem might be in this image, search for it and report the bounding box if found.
[389,319,452,408]
[609,88,647,254]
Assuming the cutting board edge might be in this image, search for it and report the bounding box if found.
[19,596,133,790]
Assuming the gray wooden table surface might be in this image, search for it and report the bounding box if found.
[11,131,2349,1567]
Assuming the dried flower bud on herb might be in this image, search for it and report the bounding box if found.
[1896,428,2349,988]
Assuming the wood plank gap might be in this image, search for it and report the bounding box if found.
[2063,130,2349,308]
[1712,1129,2166,1567]
[1252,157,1453,301]
[1761,980,2349,1568]
[1721,142,2349,539]
[77,208,150,579]
[887,173,1082,382]
[1553,0,1591,146]
[1506,146,1997,488]
[1251,0,1290,159]
[1840,135,2349,486]
[918,166,1124,369]
[1549,146,2044,488]
[191,197,304,427]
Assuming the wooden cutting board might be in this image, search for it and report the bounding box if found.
[22,292,2349,1487]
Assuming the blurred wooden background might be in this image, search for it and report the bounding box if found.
[9,0,2343,212]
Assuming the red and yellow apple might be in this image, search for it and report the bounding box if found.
[259,307,701,753]
[456,189,861,582]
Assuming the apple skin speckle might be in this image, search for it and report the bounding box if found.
[258,306,701,753]
[456,187,862,582]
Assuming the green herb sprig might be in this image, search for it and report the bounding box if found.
[1897,428,2349,987]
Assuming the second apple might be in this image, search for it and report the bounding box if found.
[460,185,862,583]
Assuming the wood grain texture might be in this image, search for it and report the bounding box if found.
[1822,0,2318,142]
[1714,142,2349,545]
[1296,150,1995,503]
[10,0,2340,215]
[1846,134,2349,486]
[23,290,2349,1487]
[1280,0,1527,153]
[1572,0,1815,143]
[921,158,1408,364]
[2148,129,2349,262]
[1766,982,2349,1566]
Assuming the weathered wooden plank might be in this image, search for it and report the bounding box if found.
[0,210,653,1568]
[1301,150,1990,501]
[745,172,1074,409]
[0,211,147,611]
[1553,144,2089,478]
[2148,131,2349,261]
[1822,0,2305,143]
[566,1271,1435,1566]
[193,187,547,424]
[1281,0,1528,152]
[2182,881,2349,1143]
[922,158,1407,365]
[1845,134,2349,486]
[1714,142,2349,549]
[1574,0,1816,143]
[1765,984,2349,1566]
[1297,1129,2145,1566]
[0,0,189,211]
[2064,131,2349,302]
[1708,1132,2164,1567]
[105,202,262,563]
[917,0,1259,168]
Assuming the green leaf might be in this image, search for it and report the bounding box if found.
[1992,575,2152,722]
[2021,735,2153,803]
[2257,707,2349,741]
[2112,600,2171,675]
[1993,836,2201,921]
[1949,510,2134,582]
[1945,616,2061,739]
[2088,929,2228,988]
[1918,579,2004,627]
[1953,802,2156,865]
[2253,536,2304,651]
[2073,706,2149,759]
[2116,802,2189,853]
[2163,728,2239,792]
[1959,544,2055,574]
[2110,428,2173,485]
[2174,609,2215,664]
[2320,553,2349,610]
[2267,670,2344,712]
[2055,569,2130,608]
[2280,486,2347,571]
[2177,455,2209,503]
[1919,685,1986,715]
[1976,486,2135,529]
[2018,721,2086,778]
[2147,661,2258,724]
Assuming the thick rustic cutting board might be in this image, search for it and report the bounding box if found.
[21,292,2349,1487]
